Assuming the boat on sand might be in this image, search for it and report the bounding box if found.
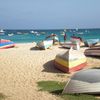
[36,40,53,50]
[84,46,100,57]
[84,39,99,47]
[0,39,15,49]
[54,48,87,73]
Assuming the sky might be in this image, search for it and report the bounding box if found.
[0,0,100,29]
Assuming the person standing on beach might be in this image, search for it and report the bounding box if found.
[64,33,67,42]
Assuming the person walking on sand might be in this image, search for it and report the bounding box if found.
[64,33,67,42]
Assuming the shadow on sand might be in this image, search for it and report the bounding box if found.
[86,56,100,59]
[58,46,70,49]
[43,60,63,73]
[30,46,44,51]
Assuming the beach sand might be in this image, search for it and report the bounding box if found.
[0,43,100,100]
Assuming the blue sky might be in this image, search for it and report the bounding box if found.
[0,0,100,29]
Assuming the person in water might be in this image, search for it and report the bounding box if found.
[64,33,67,42]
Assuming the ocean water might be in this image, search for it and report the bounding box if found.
[0,29,100,43]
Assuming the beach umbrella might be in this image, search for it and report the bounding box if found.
[63,69,100,94]
[54,49,86,73]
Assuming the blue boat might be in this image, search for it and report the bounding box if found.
[84,39,99,47]
[0,39,15,49]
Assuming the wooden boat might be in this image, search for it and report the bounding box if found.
[84,39,99,47]
[61,35,81,50]
[54,49,87,73]
[37,40,53,50]
[61,42,80,50]
[45,34,59,44]
[63,69,100,94]
[71,36,82,45]
[0,39,15,49]
[84,46,100,57]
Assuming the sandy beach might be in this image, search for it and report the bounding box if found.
[0,43,100,100]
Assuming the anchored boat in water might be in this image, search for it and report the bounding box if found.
[0,29,5,35]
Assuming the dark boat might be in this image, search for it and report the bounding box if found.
[84,46,100,57]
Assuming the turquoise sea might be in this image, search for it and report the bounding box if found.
[0,29,100,43]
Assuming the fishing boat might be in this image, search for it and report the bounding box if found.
[61,42,80,50]
[0,39,15,49]
[45,33,59,44]
[63,69,100,94]
[0,29,5,35]
[36,40,53,50]
[30,31,40,36]
[8,33,14,36]
[71,36,82,45]
[84,39,99,47]
[84,46,100,57]
[54,49,87,73]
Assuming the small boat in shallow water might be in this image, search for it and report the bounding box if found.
[36,40,53,50]
[84,39,99,47]
[0,29,5,35]
[8,33,14,36]
[0,39,15,49]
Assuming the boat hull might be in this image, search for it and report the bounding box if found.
[84,47,100,57]
[37,40,53,49]
[84,39,99,47]
[0,39,15,49]
[54,53,86,73]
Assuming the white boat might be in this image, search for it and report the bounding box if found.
[0,29,4,33]
[61,42,80,50]
[8,33,14,36]
[60,32,65,36]
[30,31,40,36]
[37,40,53,50]
[30,30,35,33]
[0,29,5,35]
[84,39,99,47]
[17,32,22,35]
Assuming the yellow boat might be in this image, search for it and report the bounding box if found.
[54,49,87,73]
